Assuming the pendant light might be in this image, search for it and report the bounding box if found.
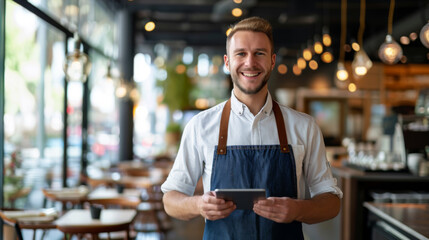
[335,0,349,85]
[420,21,429,48]
[314,35,324,54]
[63,1,91,83]
[351,0,372,78]
[322,26,332,47]
[378,0,402,64]
[321,48,334,63]
[336,62,349,81]
[63,33,92,82]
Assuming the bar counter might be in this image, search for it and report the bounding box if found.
[364,202,429,240]
[331,165,429,240]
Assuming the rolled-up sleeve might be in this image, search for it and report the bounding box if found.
[304,118,343,199]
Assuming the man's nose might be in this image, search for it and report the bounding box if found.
[244,54,256,66]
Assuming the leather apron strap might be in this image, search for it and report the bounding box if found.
[217,98,289,155]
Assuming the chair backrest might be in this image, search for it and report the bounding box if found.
[86,177,115,189]
[0,210,24,240]
[121,168,151,177]
[86,197,141,209]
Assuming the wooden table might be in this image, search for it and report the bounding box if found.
[42,187,90,210]
[0,208,58,240]
[88,188,142,200]
[55,209,137,240]
[364,202,429,240]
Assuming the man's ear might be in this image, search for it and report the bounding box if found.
[271,54,276,70]
[224,54,229,69]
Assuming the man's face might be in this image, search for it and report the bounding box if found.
[224,31,276,95]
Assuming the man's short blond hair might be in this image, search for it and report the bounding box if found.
[226,16,274,55]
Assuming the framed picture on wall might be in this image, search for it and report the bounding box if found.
[304,98,347,146]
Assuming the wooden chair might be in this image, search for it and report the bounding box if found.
[0,210,24,240]
[0,208,57,240]
[85,197,141,240]
[42,188,88,211]
[56,209,136,240]
[120,168,150,177]
[86,177,115,189]
[133,185,172,239]
[86,197,141,209]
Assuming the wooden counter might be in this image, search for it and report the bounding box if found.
[332,166,429,240]
[364,202,429,240]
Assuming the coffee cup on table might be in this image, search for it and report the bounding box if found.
[407,153,424,176]
[90,204,103,219]
[116,184,125,194]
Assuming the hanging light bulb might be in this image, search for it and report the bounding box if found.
[378,0,402,65]
[378,35,403,64]
[335,0,348,85]
[231,8,243,17]
[352,0,372,78]
[348,82,357,92]
[420,21,429,48]
[352,50,373,78]
[116,78,140,103]
[321,49,334,63]
[145,20,156,32]
[63,33,91,82]
[314,41,323,54]
[336,62,349,81]
[297,57,306,69]
[303,48,312,61]
[322,26,332,47]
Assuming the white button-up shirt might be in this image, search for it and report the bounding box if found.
[161,91,343,200]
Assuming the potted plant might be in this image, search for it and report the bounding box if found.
[165,122,182,146]
[156,59,195,112]
[157,59,195,149]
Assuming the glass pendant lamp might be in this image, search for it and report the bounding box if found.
[352,50,372,77]
[352,0,372,78]
[420,21,429,48]
[378,35,402,64]
[63,33,92,82]
[336,62,349,81]
[335,0,349,85]
[378,0,402,65]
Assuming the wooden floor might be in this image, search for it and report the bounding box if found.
[20,215,205,240]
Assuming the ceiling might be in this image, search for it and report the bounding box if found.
[121,0,429,63]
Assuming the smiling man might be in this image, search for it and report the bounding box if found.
[161,17,342,240]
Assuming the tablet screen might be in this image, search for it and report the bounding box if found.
[215,189,266,210]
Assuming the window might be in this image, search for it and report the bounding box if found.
[4,0,65,208]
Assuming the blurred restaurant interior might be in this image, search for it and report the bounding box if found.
[1,0,429,239]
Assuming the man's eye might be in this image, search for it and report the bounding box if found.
[236,52,245,56]
[256,52,265,56]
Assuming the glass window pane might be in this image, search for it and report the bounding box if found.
[4,0,65,208]
[87,51,120,172]
[28,0,118,58]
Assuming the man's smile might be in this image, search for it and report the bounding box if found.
[241,72,261,77]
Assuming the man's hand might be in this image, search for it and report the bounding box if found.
[253,197,298,223]
[253,193,340,224]
[197,191,236,220]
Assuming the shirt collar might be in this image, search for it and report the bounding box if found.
[230,90,273,117]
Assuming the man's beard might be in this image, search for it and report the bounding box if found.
[232,71,271,95]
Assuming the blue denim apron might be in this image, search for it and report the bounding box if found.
[203,99,304,240]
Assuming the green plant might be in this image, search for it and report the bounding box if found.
[166,122,182,133]
[156,59,195,112]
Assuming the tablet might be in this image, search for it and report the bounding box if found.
[215,189,266,210]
